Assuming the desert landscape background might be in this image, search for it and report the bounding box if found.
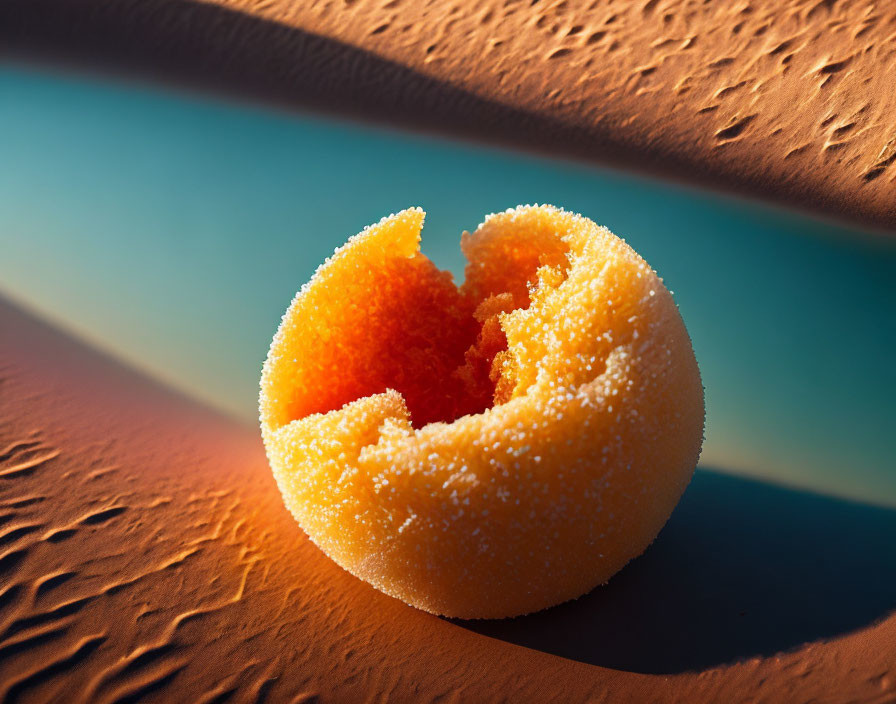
[1,0,895,701]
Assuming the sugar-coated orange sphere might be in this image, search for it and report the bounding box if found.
[260,205,704,619]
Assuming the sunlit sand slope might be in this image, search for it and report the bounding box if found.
[2,0,895,229]
[1,300,895,702]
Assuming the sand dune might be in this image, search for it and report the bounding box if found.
[1,0,895,230]
[2,297,894,701]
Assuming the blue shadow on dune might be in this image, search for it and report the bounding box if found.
[457,469,896,674]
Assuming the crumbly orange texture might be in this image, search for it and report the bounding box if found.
[260,205,704,619]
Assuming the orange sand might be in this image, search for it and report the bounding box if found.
[260,206,703,618]
[3,0,894,229]
[2,297,895,701]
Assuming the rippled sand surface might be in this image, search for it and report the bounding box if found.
[2,0,894,228]
[2,299,894,701]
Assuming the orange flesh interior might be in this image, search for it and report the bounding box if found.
[294,256,510,428]
[287,234,569,429]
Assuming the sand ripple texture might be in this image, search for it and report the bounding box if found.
[1,300,895,700]
[2,0,895,229]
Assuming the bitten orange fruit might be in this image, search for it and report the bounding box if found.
[260,205,703,619]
